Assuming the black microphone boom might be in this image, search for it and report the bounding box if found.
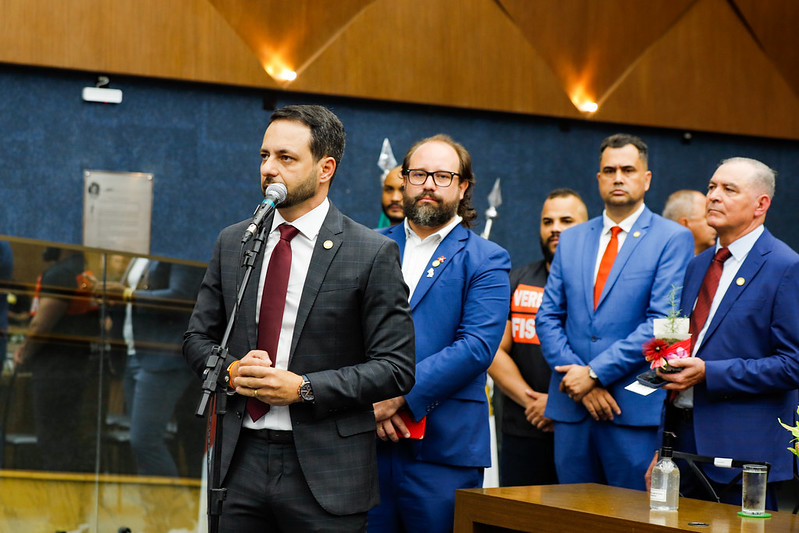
[241,183,288,242]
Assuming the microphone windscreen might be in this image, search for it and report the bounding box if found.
[265,182,288,204]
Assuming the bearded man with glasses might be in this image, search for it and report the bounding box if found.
[370,134,511,533]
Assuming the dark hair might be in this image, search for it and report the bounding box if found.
[599,133,648,166]
[402,134,477,227]
[269,105,346,172]
[547,188,584,203]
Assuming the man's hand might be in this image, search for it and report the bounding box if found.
[96,280,126,304]
[581,387,621,421]
[658,357,706,392]
[233,350,303,406]
[373,397,409,441]
[523,390,553,432]
[13,344,27,369]
[644,451,658,491]
[555,364,596,401]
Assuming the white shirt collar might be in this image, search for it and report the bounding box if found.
[403,214,463,243]
[271,198,330,240]
[722,224,764,260]
[601,202,645,234]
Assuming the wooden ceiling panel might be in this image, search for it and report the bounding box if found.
[208,0,374,82]
[732,0,799,98]
[497,0,696,107]
[0,0,271,87]
[595,0,799,138]
[288,0,579,117]
[1,0,797,139]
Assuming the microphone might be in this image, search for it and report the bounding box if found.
[241,183,288,242]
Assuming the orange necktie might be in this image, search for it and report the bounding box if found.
[594,226,622,309]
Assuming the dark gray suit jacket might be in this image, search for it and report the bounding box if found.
[183,202,415,515]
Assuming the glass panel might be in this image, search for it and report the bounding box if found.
[0,237,206,532]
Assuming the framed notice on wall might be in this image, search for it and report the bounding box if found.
[83,170,153,254]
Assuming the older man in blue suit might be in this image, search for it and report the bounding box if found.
[536,134,694,490]
[648,157,799,508]
[369,134,511,533]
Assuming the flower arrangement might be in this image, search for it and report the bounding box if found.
[643,285,691,372]
[777,406,799,457]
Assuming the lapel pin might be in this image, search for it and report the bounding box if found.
[431,256,446,267]
[633,231,641,238]
[426,268,435,278]
[323,240,334,249]
[736,277,745,286]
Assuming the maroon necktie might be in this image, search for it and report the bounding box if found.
[247,223,300,421]
[688,247,732,351]
[594,226,622,309]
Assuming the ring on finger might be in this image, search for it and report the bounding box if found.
[253,388,259,398]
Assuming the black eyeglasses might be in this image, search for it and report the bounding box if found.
[404,169,460,187]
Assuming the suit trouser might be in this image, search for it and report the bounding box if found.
[553,417,658,491]
[219,428,367,533]
[124,353,195,476]
[369,439,483,533]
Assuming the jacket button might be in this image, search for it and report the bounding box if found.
[591,336,598,342]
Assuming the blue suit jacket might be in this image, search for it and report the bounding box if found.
[675,228,799,482]
[537,207,694,426]
[381,223,510,467]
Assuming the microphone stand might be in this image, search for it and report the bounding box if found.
[195,220,269,533]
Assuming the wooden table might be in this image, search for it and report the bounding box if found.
[454,483,799,532]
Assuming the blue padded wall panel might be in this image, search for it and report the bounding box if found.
[2,64,798,267]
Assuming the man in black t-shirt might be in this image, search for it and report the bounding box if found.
[15,249,101,473]
[488,189,587,486]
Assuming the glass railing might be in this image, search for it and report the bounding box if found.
[0,236,208,532]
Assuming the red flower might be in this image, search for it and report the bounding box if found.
[642,338,692,369]
[643,338,670,365]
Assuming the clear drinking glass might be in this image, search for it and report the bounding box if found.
[741,464,768,516]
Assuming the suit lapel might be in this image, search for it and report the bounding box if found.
[289,204,343,358]
[682,250,713,316]
[409,225,468,310]
[385,224,407,258]
[582,219,602,312]
[243,213,274,349]
[699,231,770,347]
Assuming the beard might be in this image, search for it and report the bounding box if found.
[403,192,459,228]
[382,202,405,224]
[539,235,555,265]
[264,171,317,209]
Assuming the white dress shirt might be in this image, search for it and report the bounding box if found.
[122,257,150,356]
[245,198,330,430]
[401,215,462,300]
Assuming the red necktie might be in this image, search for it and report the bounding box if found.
[594,226,622,309]
[247,223,300,422]
[689,247,731,351]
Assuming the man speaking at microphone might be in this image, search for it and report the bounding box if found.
[184,104,415,532]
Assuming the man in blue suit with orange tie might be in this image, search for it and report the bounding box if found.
[536,134,694,490]
[369,134,511,533]
[648,157,799,508]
